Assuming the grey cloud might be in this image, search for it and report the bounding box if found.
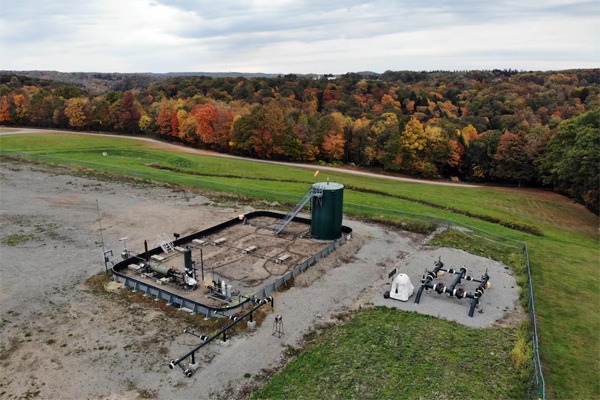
[541,1,599,17]
[159,0,467,52]
[141,0,600,71]
[1,2,102,45]
[148,0,542,44]
[1,0,596,73]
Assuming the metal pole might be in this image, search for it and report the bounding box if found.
[200,248,204,281]
[96,199,108,274]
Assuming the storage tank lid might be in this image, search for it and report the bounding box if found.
[313,182,344,190]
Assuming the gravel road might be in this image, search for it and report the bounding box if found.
[0,160,519,399]
[1,127,480,188]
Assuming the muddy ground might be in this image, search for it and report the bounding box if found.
[0,161,521,399]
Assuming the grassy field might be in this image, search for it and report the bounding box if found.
[1,132,598,398]
[251,309,528,400]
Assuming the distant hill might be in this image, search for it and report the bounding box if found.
[0,70,159,93]
[0,70,320,93]
[158,71,281,78]
[0,70,387,94]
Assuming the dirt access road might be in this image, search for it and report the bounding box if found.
[1,127,479,188]
[0,160,518,399]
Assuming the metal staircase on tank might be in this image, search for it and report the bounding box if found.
[274,186,323,234]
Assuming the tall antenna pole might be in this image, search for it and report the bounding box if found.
[96,199,105,246]
[96,199,109,274]
[200,248,204,282]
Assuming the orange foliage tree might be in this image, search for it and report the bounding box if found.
[320,112,349,162]
[194,104,218,144]
[0,96,12,124]
[156,100,174,136]
[12,93,28,123]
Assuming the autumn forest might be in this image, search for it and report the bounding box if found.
[1,69,598,213]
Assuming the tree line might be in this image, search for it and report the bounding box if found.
[1,69,598,213]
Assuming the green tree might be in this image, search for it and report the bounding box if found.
[371,112,400,168]
[230,112,256,156]
[230,102,285,159]
[464,130,501,181]
[348,118,372,166]
[540,108,600,213]
[258,102,286,158]
[283,112,311,162]
[493,132,535,186]
[90,97,111,130]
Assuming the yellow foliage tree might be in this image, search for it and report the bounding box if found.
[401,116,426,152]
[64,97,90,129]
[461,124,478,145]
[177,109,197,142]
[138,114,152,133]
[13,94,28,120]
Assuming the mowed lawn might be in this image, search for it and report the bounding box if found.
[1,132,598,398]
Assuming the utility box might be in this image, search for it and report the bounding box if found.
[389,273,414,302]
[310,181,344,240]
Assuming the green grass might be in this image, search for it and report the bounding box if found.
[1,233,36,246]
[251,309,528,400]
[1,132,598,399]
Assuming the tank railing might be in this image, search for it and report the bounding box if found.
[274,188,314,234]
[311,186,324,207]
[312,186,323,197]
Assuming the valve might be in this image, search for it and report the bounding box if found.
[435,283,445,294]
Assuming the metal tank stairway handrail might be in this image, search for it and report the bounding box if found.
[274,187,322,234]
[155,233,175,253]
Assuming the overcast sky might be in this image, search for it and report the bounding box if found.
[1,0,598,74]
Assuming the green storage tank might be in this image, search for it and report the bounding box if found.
[311,181,344,240]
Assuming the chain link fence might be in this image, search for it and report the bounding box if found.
[524,246,546,399]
